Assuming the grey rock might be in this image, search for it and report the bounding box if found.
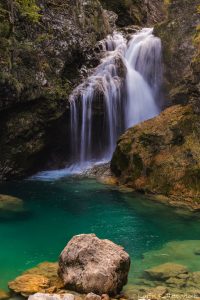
[28,293,75,300]
[85,293,101,300]
[58,234,130,295]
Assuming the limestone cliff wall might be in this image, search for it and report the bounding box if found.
[0,0,110,180]
[111,0,200,208]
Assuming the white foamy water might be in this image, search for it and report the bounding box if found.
[33,28,162,180]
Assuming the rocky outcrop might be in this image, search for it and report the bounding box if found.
[111,104,200,209]
[100,0,165,27]
[58,234,130,296]
[0,0,110,180]
[111,0,200,209]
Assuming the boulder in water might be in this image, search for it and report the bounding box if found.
[58,234,130,295]
[0,194,24,213]
[144,263,188,281]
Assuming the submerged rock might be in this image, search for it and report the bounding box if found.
[8,262,64,297]
[144,263,188,281]
[0,194,24,212]
[0,290,9,300]
[58,234,130,295]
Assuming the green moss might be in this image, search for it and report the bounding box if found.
[139,133,162,153]
[130,154,143,179]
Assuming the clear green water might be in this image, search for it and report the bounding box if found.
[0,178,200,290]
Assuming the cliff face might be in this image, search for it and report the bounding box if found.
[100,0,165,27]
[111,0,200,208]
[0,0,110,180]
[155,0,200,106]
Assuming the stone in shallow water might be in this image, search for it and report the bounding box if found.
[9,274,50,296]
[0,194,24,212]
[147,286,168,299]
[58,234,130,295]
[28,293,75,300]
[0,289,9,300]
[144,263,188,281]
[8,262,64,297]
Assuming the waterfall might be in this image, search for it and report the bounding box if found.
[69,28,162,170]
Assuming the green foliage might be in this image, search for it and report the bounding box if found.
[15,0,41,22]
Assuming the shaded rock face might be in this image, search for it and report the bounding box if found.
[111,104,200,209]
[0,0,110,180]
[58,234,130,296]
[100,0,165,27]
[155,0,200,106]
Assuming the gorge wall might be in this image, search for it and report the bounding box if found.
[0,0,110,180]
[111,0,200,208]
[0,0,165,180]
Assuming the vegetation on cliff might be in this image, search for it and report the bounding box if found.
[111,0,200,208]
[0,0,110,180]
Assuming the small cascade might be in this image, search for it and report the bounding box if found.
[68,28,162,170]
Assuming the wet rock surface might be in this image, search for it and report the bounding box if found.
[144,263,189,281]
[58,234,130,295]
[8,262,64,297]
[0,290,9,300]
[0,194,24,213]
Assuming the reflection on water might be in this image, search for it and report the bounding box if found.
[0,178,200,292]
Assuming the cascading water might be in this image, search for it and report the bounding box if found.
[69,28,162,169]
[32,28,162,179]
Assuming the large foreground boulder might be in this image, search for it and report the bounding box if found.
[58,234,130,296]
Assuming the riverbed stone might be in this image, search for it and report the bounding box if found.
[8,262,64,297]
[58,234,130,295]
[8,274,50,297]
[28,293,75,300]
[0,194,24,212]
[0,290,10,300]
[144,263,188,281]
[85,293,101,300]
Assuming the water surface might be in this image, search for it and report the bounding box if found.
[0,178,200,290]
